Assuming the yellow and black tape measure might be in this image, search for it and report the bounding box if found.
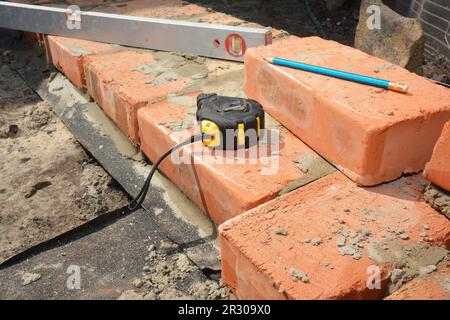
[129,94,265,211]
[196,93,265,150]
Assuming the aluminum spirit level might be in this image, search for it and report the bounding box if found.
[0,2,272,62]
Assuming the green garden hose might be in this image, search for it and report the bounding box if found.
[304,0,327,39]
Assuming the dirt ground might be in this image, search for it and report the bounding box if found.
[0,60,129,264]
[0,204,230,300]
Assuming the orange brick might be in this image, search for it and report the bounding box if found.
[89,0,258,27]
[85,49,214,144]
[83,48,241,144]
[46,35,116,89]
[245,36,450,186]
[67,0,105,5]
[219,172,450,299]
[385,264,450,300]
[137,69,333,224]
[90,0,208,19]
[424,121,450,192]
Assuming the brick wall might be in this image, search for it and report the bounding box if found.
[383,0,450,60]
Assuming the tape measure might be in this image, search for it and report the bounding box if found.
[196,93,265,150]
[129,94,264,211]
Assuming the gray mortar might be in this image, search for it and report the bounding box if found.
[367,239,448,294]
[132,51,209,86]
[177,63,209,79]
[279,152,336,195]
[84,99,143,160]
[182,69,245,97]
[334,226,372,260]
[274,227,288,236]
[336,236,346,247]
[320,262,334,269]
[66,43,123,57]
[332,221,449,294]
[391,269,406,284]
[424,184,450,219]
[65,44,94,57]
[310,237,322,246]
[167,95,197,107]
[289,267,309,283]
[420,264,437,275]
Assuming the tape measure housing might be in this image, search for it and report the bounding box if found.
[196,93,265,150]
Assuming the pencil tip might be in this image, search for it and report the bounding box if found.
[263,57,273,63]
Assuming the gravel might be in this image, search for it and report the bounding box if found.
[289,267,309,283]
[420,265,437,276]
[310,237,322,246]
[336,236,346,247]
[21,272,41,286]
[391,269,406,284]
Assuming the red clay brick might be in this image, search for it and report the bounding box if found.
[84,49,213,144]
[245,36,450,186]
[90,0,206,18]
[219,172,450,299]
[385,264,450,300]
[67,0,105,5]
[424,121,450,192]
[137,69,334,224]
[90,0,247,26]
[46,35,116,89]
[83,48,242,144]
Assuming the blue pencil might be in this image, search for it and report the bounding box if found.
[264,57,409,93]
